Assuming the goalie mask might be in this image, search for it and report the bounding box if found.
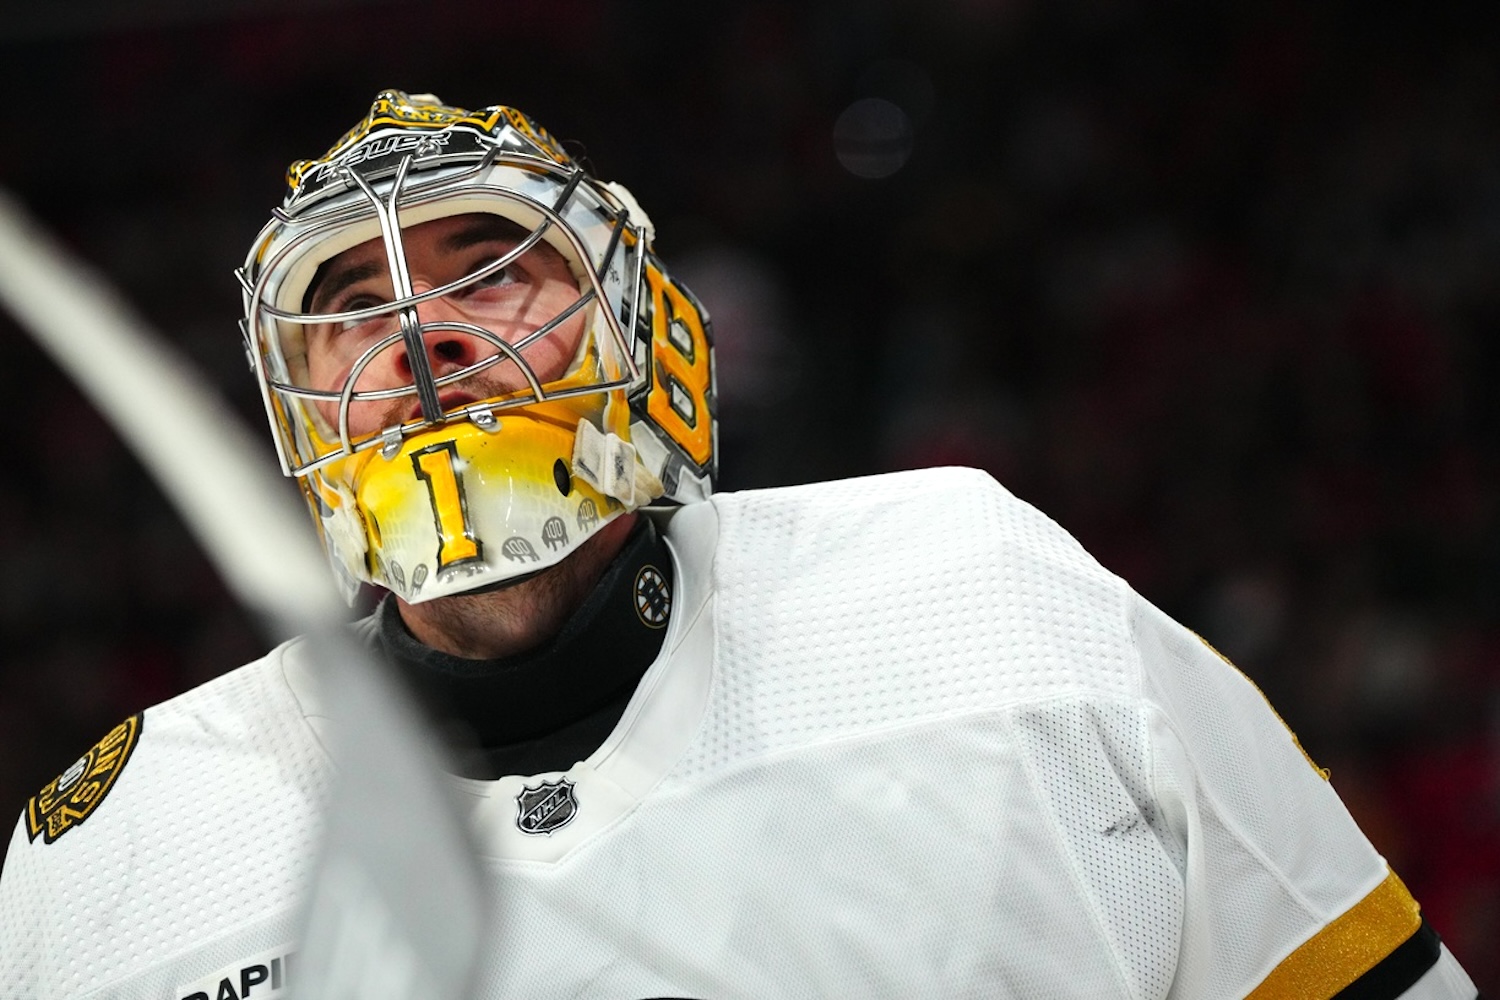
[239,91,716,604]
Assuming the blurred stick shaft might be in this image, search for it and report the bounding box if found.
[0,190,338,636]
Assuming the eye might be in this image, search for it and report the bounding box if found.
[469,260,520,291]
[334,294,390,332]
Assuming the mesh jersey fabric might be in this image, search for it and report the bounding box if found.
[0,647,327,999]
[0,467,1476,999]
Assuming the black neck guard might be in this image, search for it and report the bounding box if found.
[375,518,674,777]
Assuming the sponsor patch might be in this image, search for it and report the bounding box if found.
[177,944,296,1000]
[26,713,142,844]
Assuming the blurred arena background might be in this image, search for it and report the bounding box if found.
[1,0,1496,987]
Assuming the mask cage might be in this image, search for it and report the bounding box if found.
[238,144,648,480]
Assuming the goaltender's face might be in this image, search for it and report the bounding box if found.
[301,213,587,438]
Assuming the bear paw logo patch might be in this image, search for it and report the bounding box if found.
[26,714,142,844]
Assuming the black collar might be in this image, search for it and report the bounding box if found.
[374,518,674,777]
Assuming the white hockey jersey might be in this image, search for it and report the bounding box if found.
[0,468,1478,999]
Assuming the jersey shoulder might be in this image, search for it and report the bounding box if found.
[711,466,1116,598]
[11,644,318,853]
[0,640,329,997]
[682,468,1140,762]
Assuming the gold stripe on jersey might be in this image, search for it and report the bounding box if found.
[1246,869,1422,999]
[1192,632,1330,780]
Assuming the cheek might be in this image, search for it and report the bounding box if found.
[306,334,391,393]
[303,355,344,427]
[303,339,382,433]
[524,280,589,378]
[302,330,345,392]
[305,355,337,394]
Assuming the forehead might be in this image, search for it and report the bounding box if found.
[340,213,533,266]
[305,213,539,308]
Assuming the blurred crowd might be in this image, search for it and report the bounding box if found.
[1,0,1496,985]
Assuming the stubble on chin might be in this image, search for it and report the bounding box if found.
[395,513,636,660]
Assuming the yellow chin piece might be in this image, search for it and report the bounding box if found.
[311,412,621,603]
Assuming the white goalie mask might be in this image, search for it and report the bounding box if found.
[238,91,716,604]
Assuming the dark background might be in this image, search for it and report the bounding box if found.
[1,0,1496,986]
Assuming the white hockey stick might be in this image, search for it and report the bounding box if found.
[0,190,486,999]
[0,193,331,634]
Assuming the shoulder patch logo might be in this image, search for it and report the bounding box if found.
[26,713,142,844]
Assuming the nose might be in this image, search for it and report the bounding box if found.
[389,289,485,381]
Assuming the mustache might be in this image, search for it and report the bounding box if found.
[323,366,535,437]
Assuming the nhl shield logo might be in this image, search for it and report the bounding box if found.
[515,777,578,836]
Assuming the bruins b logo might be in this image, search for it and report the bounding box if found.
[26,714,142,845]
